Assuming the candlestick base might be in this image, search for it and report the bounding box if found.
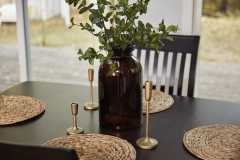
[84,102,99,110]
[136,137,158,149]
[67,127,84,135]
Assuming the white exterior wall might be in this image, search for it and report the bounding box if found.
[128,0,183,35]
[127,0,202,36]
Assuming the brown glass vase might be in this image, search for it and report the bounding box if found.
[98,45,143,130]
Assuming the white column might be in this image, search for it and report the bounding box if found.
[192,0,202,35]
[193,0,203,97]
[182,0,194,35]
[60,0,70,26]
[16,0,31,82]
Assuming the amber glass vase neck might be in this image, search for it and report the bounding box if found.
[111,45,135,58]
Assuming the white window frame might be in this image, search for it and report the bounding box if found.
[16,0,31,82]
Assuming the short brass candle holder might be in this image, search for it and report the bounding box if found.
[136,81,158,149]
[67,102,84,135]
[84,69,99,110]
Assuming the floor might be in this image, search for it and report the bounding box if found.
[0,44,239,103]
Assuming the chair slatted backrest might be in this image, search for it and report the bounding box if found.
[133,35,200,97]
[0,141,79,160]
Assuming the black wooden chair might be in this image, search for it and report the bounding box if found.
[133,35,200,97]
[0,141,79,160]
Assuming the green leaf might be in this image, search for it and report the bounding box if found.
[138,20,145,30]
[85,23,91,29]
[116,11,125,16]
[96,22,104,29]
[159,23,165,31]
[105,29,114,38]
[100,57,107,63]
[106,70,114,77]
[150,31,155,38]
[138,41,143,47]
[146,23,153,29]
[152,37,158,43]
[106,12,113,18]
[70,17,74,25]
[78,56,83,61]
[120,19,125,28]
[164,36,174,41]
[79,7,88,14]
[80,23,84,27]
[78,3,84,9]
[166,25,178,33]
[157,45,163,50]
[136,36,141,41]
[84,51,93,56]
[99,36,106,45]
[89,9,98,14]
[151,44,157,48]
[107,50,114,57]
[92,17,101,24]
[90,48,96,54]
[105,45,112,50]
[77,49,83,55]
[115,17,120,25]
[88,3,94,9]
[89,58,94,65]
[126,21,133,29]
[100,5,105,13]
[89,14,94,21]
[97,54,104,59]
[143,34,148,41]
[145,44,150,48]
[122,43,128,50]
[107,58,111,64]
[110,64,116,69]
[110,18,114,24]
[99,45,104,49]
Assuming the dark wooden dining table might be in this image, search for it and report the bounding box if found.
[0,81,240,160]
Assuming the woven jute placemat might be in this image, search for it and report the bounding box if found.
[183,124,240,160]
[142,89,174,114]
[0,95,45,125]
[43,134,136,160]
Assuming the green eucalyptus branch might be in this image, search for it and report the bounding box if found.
[65,0,179,76]
[97,0,111,45]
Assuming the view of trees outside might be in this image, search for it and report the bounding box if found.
[0,0,239,103]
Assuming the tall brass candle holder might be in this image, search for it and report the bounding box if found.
[136,81,158,149]
[67,102,84,135]
[84,69,99,110]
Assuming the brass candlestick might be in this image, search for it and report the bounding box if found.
[136,81,158,149]
[67,102,84,134]
[84,69,99,110]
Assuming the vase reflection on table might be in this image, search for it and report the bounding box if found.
[98,45,143,130]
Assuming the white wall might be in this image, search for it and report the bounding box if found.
[126,0,202,36]
[129,0,183,35]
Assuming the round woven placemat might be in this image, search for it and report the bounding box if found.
[0,95,45,125]
[142,89,174,114]
[43,134,136,160]
[183,124,240,160]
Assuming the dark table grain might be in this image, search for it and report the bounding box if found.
[0,82,240,160]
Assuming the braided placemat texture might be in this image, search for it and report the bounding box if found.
[183,124,240,160]
[0,95,45,125]
[142,89,174,114]
[43,134,136,160]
